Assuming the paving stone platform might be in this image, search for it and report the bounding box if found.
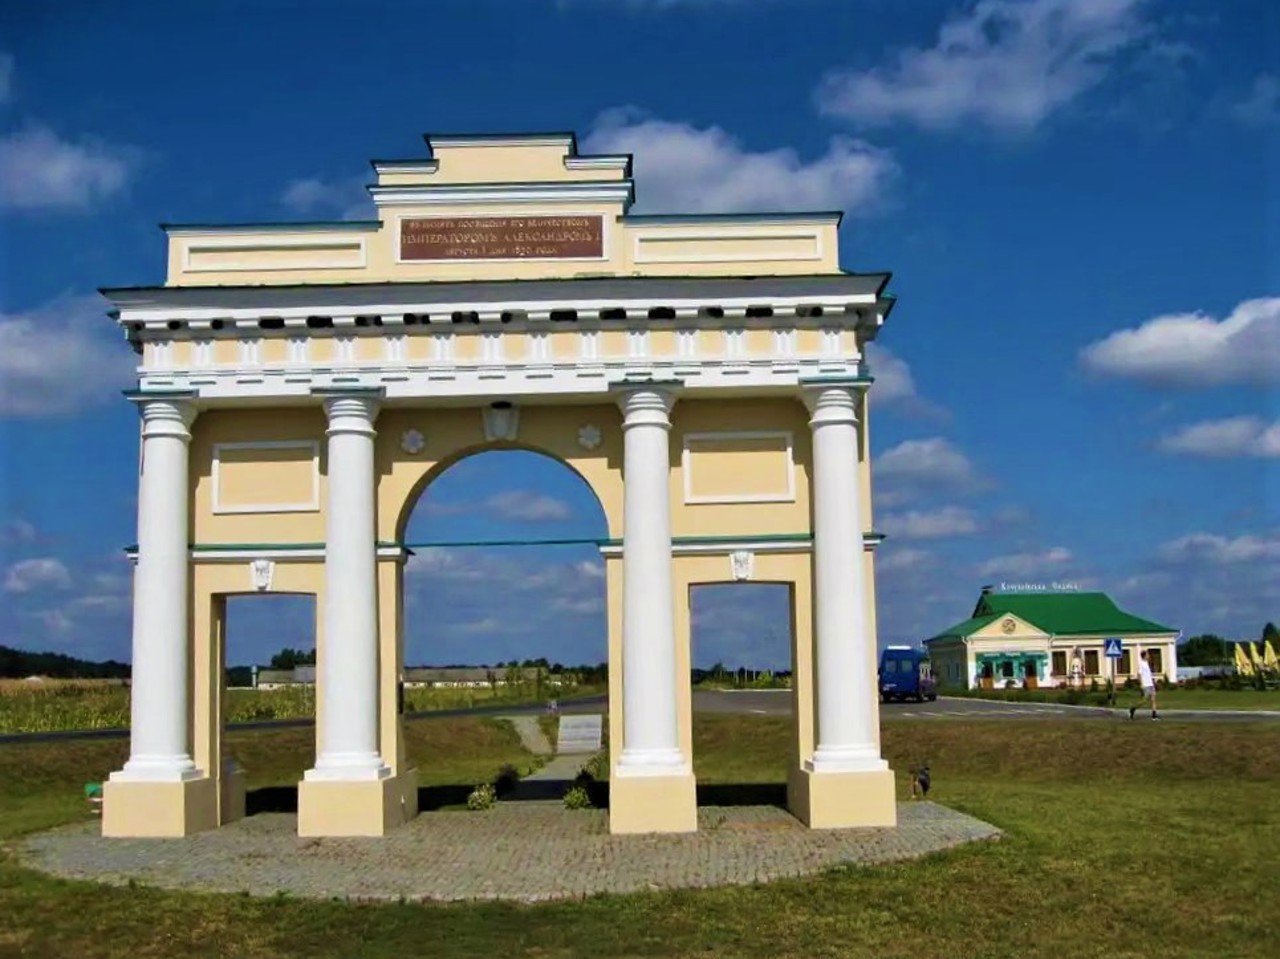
[19,802,1000,902]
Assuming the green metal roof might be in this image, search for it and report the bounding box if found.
[925,613,999,642]
[926,591,1175,643]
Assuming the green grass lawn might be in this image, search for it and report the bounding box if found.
[2,715,1277,958]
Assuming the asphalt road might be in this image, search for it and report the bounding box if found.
[4,689,1276,746]
[690,689,1280,723]
[0,695,609,747]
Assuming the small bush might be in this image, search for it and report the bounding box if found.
[493,764,520,798]
[466,783,496,811]
[562,785,593,810]
[582,752,608,781]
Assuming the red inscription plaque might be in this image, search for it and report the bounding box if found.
[400,215,604,261]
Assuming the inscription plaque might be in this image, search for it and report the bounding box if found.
[400,215,604,261]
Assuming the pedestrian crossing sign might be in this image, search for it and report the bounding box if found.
[1104,637,1123,658]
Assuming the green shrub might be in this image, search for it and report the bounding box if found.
[466,783,496,810]
[582,752,608,781]
[562,785,593,810]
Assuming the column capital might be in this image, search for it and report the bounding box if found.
[617,385,677,427]
[801,384,862,426]
[133,396,198,440]
[317,389,382,436]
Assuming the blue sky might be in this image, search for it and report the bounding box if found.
[1,0,1276,670]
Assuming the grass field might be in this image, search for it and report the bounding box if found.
[1,714,1277,958]
[0,679,604,734]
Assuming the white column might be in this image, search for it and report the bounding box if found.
[616,387,686,774]
[804,385,887,772]
[306,393,389,781]
[114,398,199,782]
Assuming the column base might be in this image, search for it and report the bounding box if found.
[609,768,697,834]
[297,769,417,837]
[788,764,897,829]
[102,775,218,837]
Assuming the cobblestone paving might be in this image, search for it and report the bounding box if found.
[19,802,1000,902]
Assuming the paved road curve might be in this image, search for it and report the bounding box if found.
[6,689,1277,746]
[0,695,609,747]
[691,689,1280,723]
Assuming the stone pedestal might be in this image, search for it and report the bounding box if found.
[297,773,414,837]
[609,771,698,834]
[102,777,218,838]
[788,765,897,829]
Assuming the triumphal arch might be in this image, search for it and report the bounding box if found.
[100,132,898,838]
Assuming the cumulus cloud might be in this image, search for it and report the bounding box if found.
[0,293,135,416]
[864,343,948,419]
[279,174,374,220]
[976,546,1073,579]
[1156,532,1280,566]
[0,124,139,211]
[1079,297,1279,387]
[4,558,72,593]
[874,437,983,490]
[1231,74,1280,126]
[1157,417,1280,458]
[875,546,935,572]
[816,0,1154,132]
[880,506,979,539]
[583,108,896,214]
[0,519,37,545]
[485,490,573,522]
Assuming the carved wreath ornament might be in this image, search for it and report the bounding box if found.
[400,429,426,455]
[577,424,602,450]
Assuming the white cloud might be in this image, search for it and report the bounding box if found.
[1231,74,1280,126]
[4,558,72,593]
[1079,296,1279,387]
[0,293,135,416]
[485,490,573,522]
[0,519,37,545]
[816,0,1153,132]
[575,559,606,579]
[279,174,373,220]
[881,506,979,540]
[874,437,982,489]
[33,609,75,635]
[864,343,948,419]
[0,124,138,211]
[583,108,896,214]
[977,546,1073,578]
[1157,417,1280,458]
[552,596,605,615]
[875,547,935,572]
[1156,532,1280,566]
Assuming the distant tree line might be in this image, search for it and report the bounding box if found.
[0,645,130,680]
[1179,623,1279,666]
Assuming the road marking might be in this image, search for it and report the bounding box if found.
[750,709,768,714]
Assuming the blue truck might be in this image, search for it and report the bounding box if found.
[878,645,937,703]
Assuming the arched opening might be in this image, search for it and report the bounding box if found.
[399,446,610,802]
[688,582,795,809]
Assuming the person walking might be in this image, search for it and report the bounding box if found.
[1129,650,1159,721]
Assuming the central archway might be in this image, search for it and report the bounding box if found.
[399,445,611,716]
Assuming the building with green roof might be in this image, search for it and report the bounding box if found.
[924,588,1179,690]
